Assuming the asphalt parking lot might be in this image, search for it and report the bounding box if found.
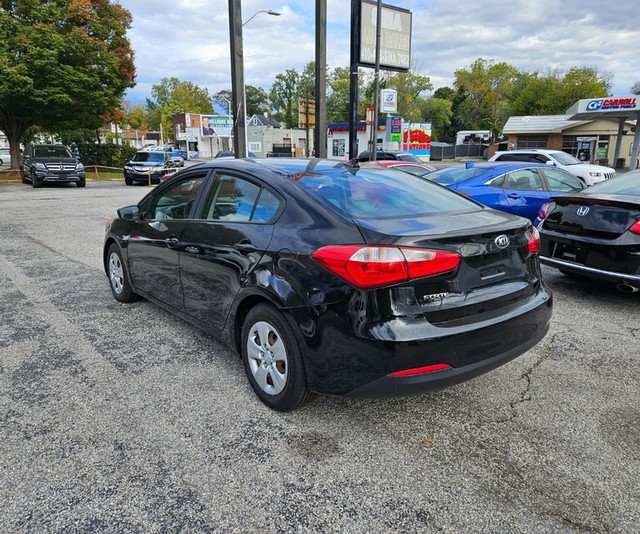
[1,180,638,533]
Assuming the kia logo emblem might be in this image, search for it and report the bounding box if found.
[495,235,510,249]
[577,206,590,216]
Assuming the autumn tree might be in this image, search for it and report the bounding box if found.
[0,0,135,166]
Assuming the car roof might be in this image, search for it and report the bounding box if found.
[435,161,550,173]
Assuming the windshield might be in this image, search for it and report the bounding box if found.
[395,153,421,162]
[132,152,164,163]
[550,152,581,165]
[587,170,640,195]
[295,168,481,219]
[427,166,492,186]
[33,146,73,158]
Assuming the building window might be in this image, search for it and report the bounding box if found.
[249,142,261,153]
[562,135,579,157]
[517,135,548,148]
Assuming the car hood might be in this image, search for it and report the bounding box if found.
[127,160,165,167]
[566,162,615,174]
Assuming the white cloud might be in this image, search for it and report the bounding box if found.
[120,0,640,104]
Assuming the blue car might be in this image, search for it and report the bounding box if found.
[427,162,585,222]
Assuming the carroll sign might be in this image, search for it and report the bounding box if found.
[359,1,412,72]
[586,97,637,111]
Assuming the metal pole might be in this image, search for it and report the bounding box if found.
[228,1,247,158]
[369,0,382,161]
[611,117,625,169]
[315,0,327,158]
[348,0,361,160]
[630,111,640,171]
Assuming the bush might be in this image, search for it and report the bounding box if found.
[77,144,137,167]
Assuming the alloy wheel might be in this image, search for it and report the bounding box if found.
[246,320,288,395]
[108,252,124,295]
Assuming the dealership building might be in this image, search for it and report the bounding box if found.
[498,96,640,170]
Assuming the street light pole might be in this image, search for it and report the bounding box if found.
[228,7,281,159]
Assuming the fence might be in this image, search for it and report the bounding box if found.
[429,143,489,161]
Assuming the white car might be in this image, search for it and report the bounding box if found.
[0,147,11,166]
[489,149,616,186]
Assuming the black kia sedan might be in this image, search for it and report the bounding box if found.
[104,158,552,411]
[537,170,640,292]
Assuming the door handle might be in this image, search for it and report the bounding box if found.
[234,239,257,251]
[507,193,521,199]
[164,236,180,248]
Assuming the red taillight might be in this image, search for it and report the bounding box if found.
[388,363,451,377]
[527,226,540,254]
[630,218,640,235]
[311,245,461,289]
[538,202,551,221]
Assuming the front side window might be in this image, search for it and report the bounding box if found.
[549,152,581,166]
[543,168,584,192]
[201,174,280,223]
[149,176,206,220]
[504,169,544,191]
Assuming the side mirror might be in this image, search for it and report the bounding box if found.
[545,160,555,166]
[117,205,140,221]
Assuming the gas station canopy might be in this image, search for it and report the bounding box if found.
[566,96,640,170]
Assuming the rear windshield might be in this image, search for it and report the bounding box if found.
[427,166,492,186]
[587,170,640,195]
[295,168,481,219]
[33,146,72,158]
[132,152,164,163]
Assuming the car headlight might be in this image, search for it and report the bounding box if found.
[588,172,603,177]
[76,163,84,171]
[34,162,47,171]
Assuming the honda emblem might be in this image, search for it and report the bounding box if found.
[576,206,590,216]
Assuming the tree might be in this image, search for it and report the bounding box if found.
[454,58,518,139]
[326,67,353,123]
[420,97,452,141]
[147,77,214,138]
[269,68,300,128]
[380,71,432,121]
[632,82,640,95]
[0,0,135,166]
[214,86,270,117]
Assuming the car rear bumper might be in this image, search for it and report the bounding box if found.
[295,283,553,397]
[541,255,640,283]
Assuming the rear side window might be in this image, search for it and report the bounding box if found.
[543,168,584,192]
[504,169,544,191]
[296,168,480,219]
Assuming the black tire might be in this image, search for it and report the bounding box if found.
[124,176,133,186]
[106,243,140,303]
[20,168,28,184]
[32,175,42,188]
[76,180,86,188]
[241,304,314,411]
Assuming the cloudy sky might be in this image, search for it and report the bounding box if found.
[120,0,639,109]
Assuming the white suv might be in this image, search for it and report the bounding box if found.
[489,149,616,186]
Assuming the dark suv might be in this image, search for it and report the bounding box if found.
[20,144,85,188]
[124,151,175,185]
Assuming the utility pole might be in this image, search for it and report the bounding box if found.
[228,0,247,158]
[315,0,327,158]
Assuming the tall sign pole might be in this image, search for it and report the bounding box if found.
[348,0,361,160]
[368,0,382,161]
[315,0,327,158]
[228,0,247,158]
